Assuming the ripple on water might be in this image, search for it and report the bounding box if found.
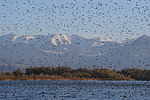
[0,81,150,100]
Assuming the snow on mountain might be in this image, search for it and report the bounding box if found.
[50,34,71,46]
[0,34,150,71]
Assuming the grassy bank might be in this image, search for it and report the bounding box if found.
[0,76,133,81]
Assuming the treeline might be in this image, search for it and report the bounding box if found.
[0,67,149,81]
[25,67,130,80]
[120,68,150,81]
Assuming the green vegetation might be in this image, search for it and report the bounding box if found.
[1,67,149,81]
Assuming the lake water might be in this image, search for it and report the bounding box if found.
[0,81,150,100]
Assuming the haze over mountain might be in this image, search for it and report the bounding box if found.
[0,34,150,71]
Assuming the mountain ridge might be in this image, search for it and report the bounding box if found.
[0,34,150,71]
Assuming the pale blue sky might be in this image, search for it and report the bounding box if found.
[0,0,150,40]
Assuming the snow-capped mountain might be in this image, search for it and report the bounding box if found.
[0,34,150,71]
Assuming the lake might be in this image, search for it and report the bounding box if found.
[0,81,150,100]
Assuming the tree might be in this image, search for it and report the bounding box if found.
[13,69,23,76]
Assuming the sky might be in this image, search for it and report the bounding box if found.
[0,0,150,40]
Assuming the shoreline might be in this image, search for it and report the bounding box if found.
[0,77,134,81]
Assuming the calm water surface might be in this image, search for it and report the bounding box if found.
[0,81,150,100]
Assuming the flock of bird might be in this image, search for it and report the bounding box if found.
[0,0,150,40]
[0,0,149,71]
[0,1,150,100]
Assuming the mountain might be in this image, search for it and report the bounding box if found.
[0,34,150,71]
